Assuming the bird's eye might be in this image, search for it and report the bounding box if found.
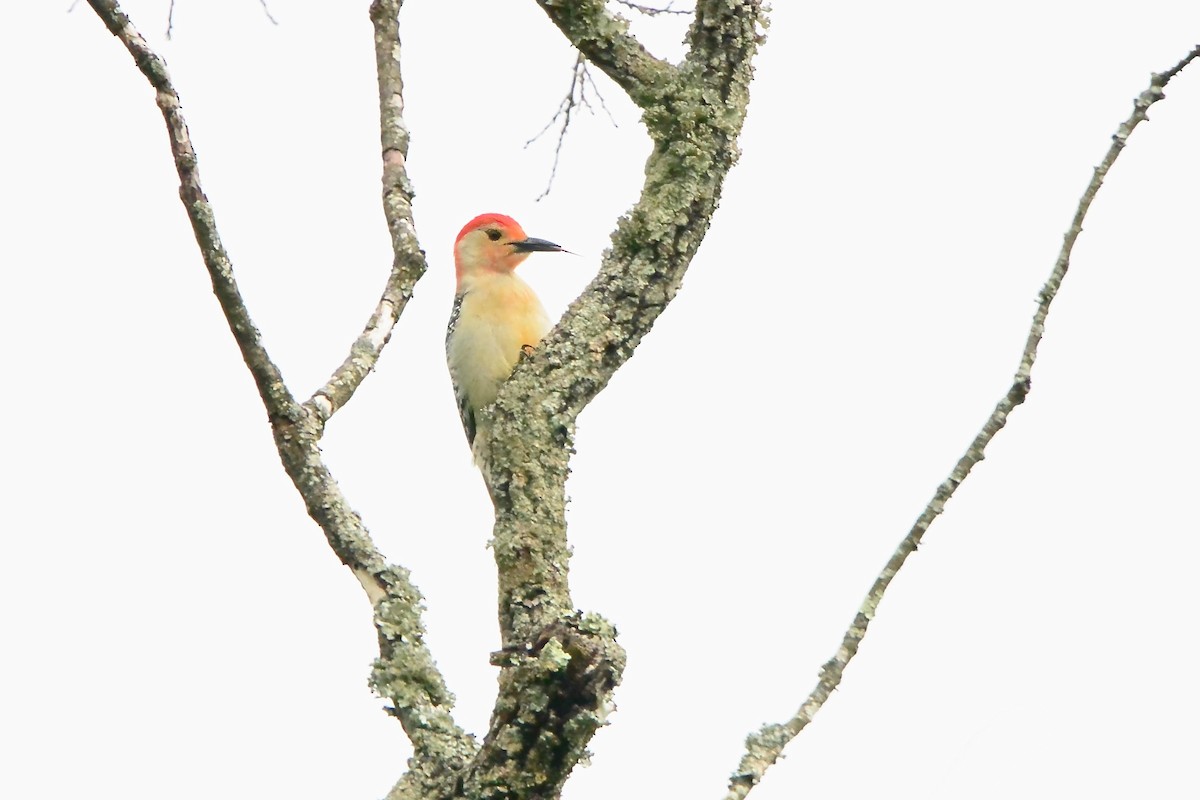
[485,229,502,242]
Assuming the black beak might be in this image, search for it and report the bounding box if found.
[510,237,566,254]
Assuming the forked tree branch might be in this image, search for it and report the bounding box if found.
[84,0,475,788]
[722,43,1200,800]
[463,2,765,797]
[495,0,765,634]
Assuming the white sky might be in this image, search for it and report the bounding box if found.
[3,2,1199,798]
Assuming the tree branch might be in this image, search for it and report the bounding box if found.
[85,0,298,423]
[722,43,1200,800]
[534,0,676,106]
[85,0,474,787]
[305,0,429,422]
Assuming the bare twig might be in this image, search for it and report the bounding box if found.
[304,0,430,421]
[722,44,1200,800]
[527,52,617,201]
[257,0,279,26]
[579,60,618,124]
[166,0,277,40]
[612,0,692,16]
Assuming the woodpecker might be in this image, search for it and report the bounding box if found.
[446,213,567,463]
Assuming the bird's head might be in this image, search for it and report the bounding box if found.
[454,213,566,283]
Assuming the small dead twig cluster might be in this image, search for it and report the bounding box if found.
[164,0,278,39]
[526,52,617,201]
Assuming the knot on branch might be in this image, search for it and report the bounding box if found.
[490,613,625,726]
[470,613,626,799]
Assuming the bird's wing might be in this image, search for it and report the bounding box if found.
[445,293,476,445]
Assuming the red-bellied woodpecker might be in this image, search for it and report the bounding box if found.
[446,213,567,463]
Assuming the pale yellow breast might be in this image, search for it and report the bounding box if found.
[448,272,552,413]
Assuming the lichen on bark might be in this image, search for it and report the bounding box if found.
[474,2,767,797]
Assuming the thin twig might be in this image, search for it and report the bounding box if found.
[527,53,617,201]
[257,0,279,25]
[166,0,277,40]
[304,0,430,421]
[612,0,692,15]
[580,60,618,125]
[722,43,1200,800]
